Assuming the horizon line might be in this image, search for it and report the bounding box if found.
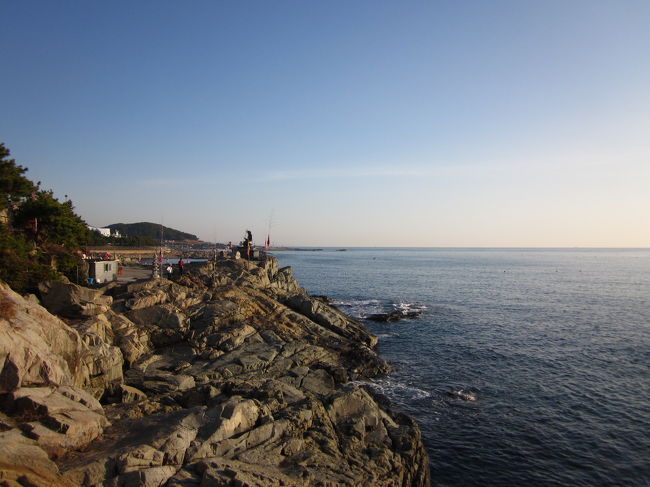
[265,245,650,250]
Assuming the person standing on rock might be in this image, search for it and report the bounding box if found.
[178,257,184,276]
[166,264,173,280]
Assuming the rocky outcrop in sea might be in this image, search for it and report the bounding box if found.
[0,256,430,487]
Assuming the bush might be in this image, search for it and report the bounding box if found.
[0,228,59,293]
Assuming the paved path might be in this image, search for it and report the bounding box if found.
[117,265,152,283]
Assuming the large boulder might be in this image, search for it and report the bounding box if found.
[126,289,168,310]
[105,311,152,365]
[0,282,86,392]
[0,282,123,399]
[73,311,151,367]
[0,386,108,459]
[269,265,303,295]
[126,304,189,347]
[0,429,73,487]
[286,293,378,347]
[38,281,112,318]
[77,341,124,398]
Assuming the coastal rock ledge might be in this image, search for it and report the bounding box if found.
[0,256,430,487]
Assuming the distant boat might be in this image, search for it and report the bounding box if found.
[336,249,347,252]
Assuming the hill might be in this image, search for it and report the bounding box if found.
[107,222,198,241]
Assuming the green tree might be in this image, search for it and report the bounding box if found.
[14,190,91,248]
[0,143,37,225]
[0,143,90,292]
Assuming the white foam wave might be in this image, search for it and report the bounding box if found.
[393,302,428,311]
[376,333,400,339]
[352,378,431,401]
[334,298,427,320]
[334,299,381,306]
[333,299,385,319]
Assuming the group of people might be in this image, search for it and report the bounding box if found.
[164,257,184,280]
[157,229,259,280]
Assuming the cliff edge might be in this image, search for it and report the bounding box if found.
[0,256,430,487]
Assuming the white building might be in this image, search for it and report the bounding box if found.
[88,259,118,283]
[88,226,121,238]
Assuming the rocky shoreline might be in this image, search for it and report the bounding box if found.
[0,256,430,486]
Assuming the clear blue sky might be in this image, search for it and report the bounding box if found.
[2,0,649,246]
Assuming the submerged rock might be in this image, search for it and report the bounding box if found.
[447,389,478,402]
[366,309,422,322]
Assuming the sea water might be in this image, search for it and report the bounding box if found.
[273,248,650,487]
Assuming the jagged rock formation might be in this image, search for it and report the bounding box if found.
[0,257,430,487]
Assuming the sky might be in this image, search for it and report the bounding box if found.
[1,0,649,247]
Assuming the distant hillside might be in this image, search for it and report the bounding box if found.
[107,222,198,241]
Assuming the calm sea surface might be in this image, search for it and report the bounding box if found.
[273,248,650,487]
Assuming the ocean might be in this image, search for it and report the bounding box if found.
[272,248,650,487]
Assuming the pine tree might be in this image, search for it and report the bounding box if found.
[0,143,91,292]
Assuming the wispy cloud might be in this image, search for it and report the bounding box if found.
[262,166,435,181]
[139,177,211,187]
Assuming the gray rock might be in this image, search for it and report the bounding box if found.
[119,384,147,403]
[38,280,113,318]
[120,465,179,487]
[0,429,69,487]
[127,304,189,347]
[1,386,108,458]
[105,310,152,365]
